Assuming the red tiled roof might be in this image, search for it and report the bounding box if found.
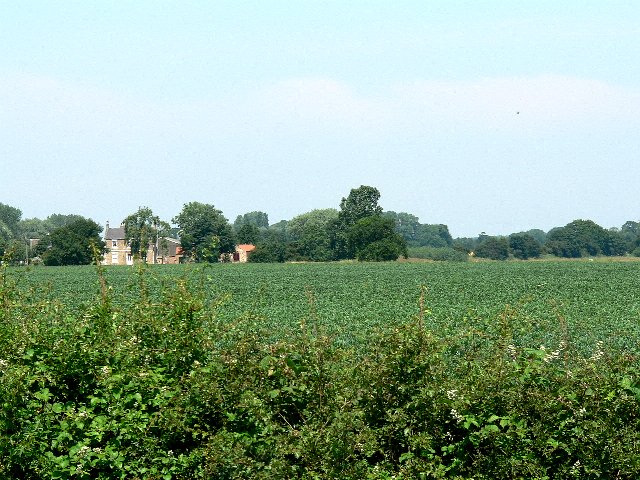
[236,244,256,252]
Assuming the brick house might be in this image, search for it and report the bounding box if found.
[103,223,133,265]
[102,222,183,265]
[232,244,256,263]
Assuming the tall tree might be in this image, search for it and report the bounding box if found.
[123,207,169,263]
[509,233,542,259]
[474,236,510,260]
[348,216,407,261]
[173,202,235,262]
[234,211,269,230]
[42,218,105,266]
[338,185,383,226]
[546,219,623,258]
[0,203,22,258]
[236,224,261,245]
[331,185,384,259]
[0,203,22,236]
[287,209,338,261]
[383,211,420,242]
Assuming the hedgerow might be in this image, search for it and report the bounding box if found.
[1,263,639,478]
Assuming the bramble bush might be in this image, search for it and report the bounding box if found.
[1,262,639,478]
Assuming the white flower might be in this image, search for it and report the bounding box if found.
[590,341,605,362]
[77,445,90,457]
[450,408,464,423]
[446,389,458,400]
[544,341,566,363]
[0,359,8,369]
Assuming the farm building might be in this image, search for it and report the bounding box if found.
[231,244,256,263]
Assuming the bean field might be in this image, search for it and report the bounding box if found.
[17,260,640,353]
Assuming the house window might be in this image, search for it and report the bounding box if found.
[111,252,118,264]
[112,240,117,248]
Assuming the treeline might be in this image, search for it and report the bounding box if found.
[452,219,639,261]
[3,186,640,265]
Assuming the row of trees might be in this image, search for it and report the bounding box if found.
[0,203,105,266]
[3,191,640,265]
[169,186,408,263]
[456,219,639,261]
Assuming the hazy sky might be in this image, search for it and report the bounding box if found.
[2,1,639,237]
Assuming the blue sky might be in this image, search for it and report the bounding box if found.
[1,1,639,237]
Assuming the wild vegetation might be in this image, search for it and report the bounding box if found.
[2,260,640,478]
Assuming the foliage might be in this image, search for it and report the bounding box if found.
[0,203,22,257]
[509,233,542,260]
[123,207,169,263]
[337,185,383,227]
[45,214,88,231]
[236,224,261,245]
[348,216,407,261]
[474,236,509,260]
[287,209,338,261]
[384,212,453,248]
[0,202,22,237]
[41,219,105,266]
[173,202,235,262]
[233,211,269,230]
[546,219,626,258]
[330,186,384,260]
[248,241,287,263]
[2,263,640,478]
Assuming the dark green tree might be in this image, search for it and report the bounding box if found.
[42,218,105,266]
[338,185,383,226]
[249,241,286,263]
[287,209,338,261]
[331,185,384,259]
[348,216,407,261]
[546,219,623,258]
[173,202,235,262]
[509,233,542,260]
[0,203,22,236]
[620,221,640,254]
[236,224,261,245]
[383,211,420,242]
[474,237,509,260]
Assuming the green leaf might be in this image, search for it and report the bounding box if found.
[268,389,280,398]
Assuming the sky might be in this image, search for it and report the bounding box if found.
[1,1,639,237]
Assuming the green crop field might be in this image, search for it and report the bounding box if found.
[2,260,640,478]
[15,260,640,353]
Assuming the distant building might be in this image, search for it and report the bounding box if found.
[102,221,183,265]
[156,237,184,264]
[232,244,256,263]
[103,223,133,265]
